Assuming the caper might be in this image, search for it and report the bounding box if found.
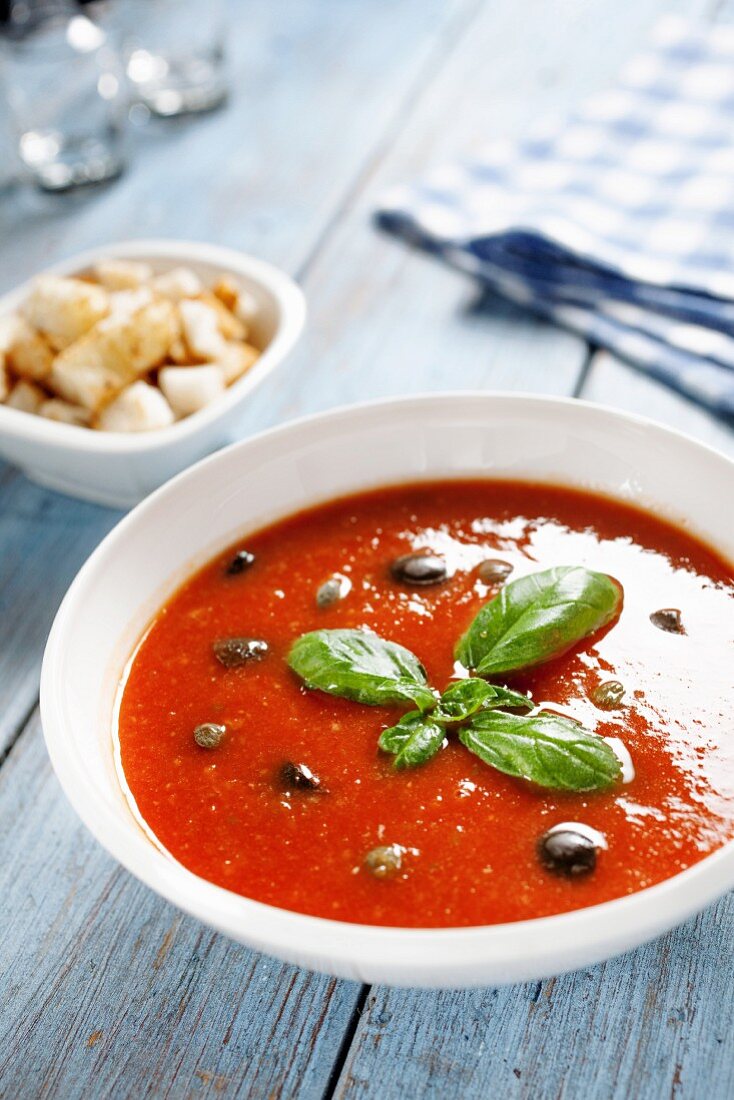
[316,574,352,609]
[225,549,256,576]
[477,558,514,584]
[590,679,625,710]
[213,636,269,668]
[650,608,686,634]
[364,844,404,879]
[390,553,448,587]
[194,722,226,749]
[279,760,325,792]
[537,824,599,877]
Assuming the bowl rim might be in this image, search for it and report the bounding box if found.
[0,238,307,454]
[40,391,734,986]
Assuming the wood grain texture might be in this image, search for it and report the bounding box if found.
[0,714,360,1100]
[333,894,734,1100]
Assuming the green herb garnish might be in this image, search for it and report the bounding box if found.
[286,565,626,792]
[455,565,621,677]
[287,628,436,712]
[459,710,621,791]
[378,711,446,769]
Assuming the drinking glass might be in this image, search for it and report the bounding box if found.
[0,2,128,192]
[118,0,228,118]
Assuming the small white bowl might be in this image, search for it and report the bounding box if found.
[0,240,306,508]
[41,393,734,988]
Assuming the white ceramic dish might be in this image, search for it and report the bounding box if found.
[0,239,306,508]
[41,393,734,988]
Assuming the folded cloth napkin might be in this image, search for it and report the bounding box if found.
[376,16,734,417]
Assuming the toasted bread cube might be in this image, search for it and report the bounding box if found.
[198,291,248,342]
[234,287,259,325]
[212,276,259,326]
[212,277,240,312]
[159,364,224,417]
[107,287,154,319]
[93,259,153,291]
[0,314,25,353]
[96,381,175,432]
[39,398,91,427]
[151,267,202,301]
[23,275,109,350]
[179,299,228,360]
[6,379,45,414]
[168,335,193,364]
[6,316,54,382]
[52,299,176,410]
[0,358,9,403]
[216,342,259,386]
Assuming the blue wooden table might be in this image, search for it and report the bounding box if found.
[0,1,732,1096]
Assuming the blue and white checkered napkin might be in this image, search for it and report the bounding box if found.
[377,17,734,416]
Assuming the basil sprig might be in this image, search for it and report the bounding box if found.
[459,711,621,791]
[434,679,533,723]
[378,679,535,770]
[456,565,621,677]
[287,628,436,712]
[287,563,627,793]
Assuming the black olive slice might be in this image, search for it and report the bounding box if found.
[537,823,603,877]
[193,722,226,749]
[477,558,514,584]
[650,608,685,634]
[390,553,448,587]
[279,761,325,792]
[225,549,256,576]
[213,637,269,668]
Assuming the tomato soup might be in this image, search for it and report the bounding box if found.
[118,481,734,927]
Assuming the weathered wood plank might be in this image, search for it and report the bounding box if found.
[0,713,361,1100]
[0,478,119,757]
[333,894,734,1100]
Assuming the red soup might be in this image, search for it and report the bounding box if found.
[118,481,734,927]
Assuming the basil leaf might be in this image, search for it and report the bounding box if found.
[456,566,621,677]
[288,628,436,711]
[434,679,497,723]
[480,685,534,712]
[379,711,445,769]
[459,710,621,791]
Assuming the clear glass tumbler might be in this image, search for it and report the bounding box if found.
[118,0,228,118]
[0,2,128,192]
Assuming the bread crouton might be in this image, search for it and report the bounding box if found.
[151,267,202,301]
[0,358,9,403]
[96,381,175,432]
[198,290,248,342]
[5,316,54,381]
[51,299,176,410]
[39,398,91,427]
[6,379,45,414]
[216,342,259,386]
[179,299,228,360]
[159,364,224,418]
[93,259,153,290]
[23,275,109,350]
